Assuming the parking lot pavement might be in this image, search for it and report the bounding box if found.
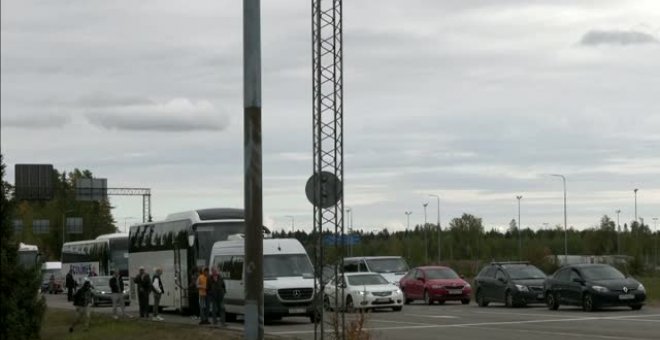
[45,295,659,340]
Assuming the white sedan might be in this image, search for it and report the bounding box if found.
[324,272,404,312]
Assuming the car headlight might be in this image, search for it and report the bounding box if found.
[357,291,367,296]
[393,289,402,295]
[515,284,529,292]
[123,289,128,294]
[464,283,471,289]
[100,291,106,295]
[637,284,645,292]
[264,288,278,295]
[591,285,608,293]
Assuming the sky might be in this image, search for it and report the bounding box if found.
[2,0,659,233]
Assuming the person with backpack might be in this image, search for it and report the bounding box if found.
[69,278,92,333]
[208,267,226,327]
[133,266,151,318]
[151,267,164,321]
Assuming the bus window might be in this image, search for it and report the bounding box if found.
[229,256,243,280]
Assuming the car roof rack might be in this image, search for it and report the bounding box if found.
[490,261,530,266]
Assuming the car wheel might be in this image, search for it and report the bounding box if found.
[476,290,489,307]
[546,292,559,310]
[582,293,594,312]
[402,288,412,305]
[424,290,433,305]
[461,299,470,305]
[393,306,403,312]
[346,296,355,313]
[630,304,642,311]
[505,291,513,308]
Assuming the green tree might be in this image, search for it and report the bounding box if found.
[1,154,46,340]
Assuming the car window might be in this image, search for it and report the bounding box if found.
[415,270,424,279]
[344,261,359,273]
[495,270,506,281]
[478,266,496,278]
[358,261,369,272]
[569,270,581,282]
[555,269,570,282]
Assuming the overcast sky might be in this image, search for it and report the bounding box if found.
[2,0,659,233]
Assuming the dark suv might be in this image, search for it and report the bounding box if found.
[474,261,547,307]
[544,264,646,311]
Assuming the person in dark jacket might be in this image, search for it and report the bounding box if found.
[70,278,92,333]
[151,267,164,321]
[208,267,226,327]
[109,270,129,319]
[66,268,76,301]
[188,267,200,320]
[133,266,151,318]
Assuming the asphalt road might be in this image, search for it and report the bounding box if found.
[45,294,659,339]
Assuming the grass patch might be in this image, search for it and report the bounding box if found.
[41,308,283,340]
[639,276,660,305]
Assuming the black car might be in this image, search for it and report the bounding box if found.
[474,261,547,307]
[88,276,130,307]
[544,264,646,311]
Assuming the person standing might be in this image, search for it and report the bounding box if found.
[208,267,226,327]
[69,278,92,333]
[151,267,164,321]
[188,267,200,320]
[66,268,76,301]
[109,270,129,319]
[197,267,210,325]
[134,266,151,318]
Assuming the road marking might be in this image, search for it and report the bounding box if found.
[605,318,660,323]
[368,319,435,326]
[404,313,458,319]
[268,314,660,335]
[465,324,654,340]
[473,310,580,318]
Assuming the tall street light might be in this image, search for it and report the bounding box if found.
[652,216,658,270]
[405,211,412,259]
[634,189,639,223]
[346,207,352,256]
[285,215,294,233]
[429,194,441,262]
[551,174,568,263]
[423,202,429,264]
[615,209,621,255]
[516,195,523,260]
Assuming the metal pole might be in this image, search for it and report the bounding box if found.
[653,217,658,270]
[423,202,428,263]
[243,0,263,338]
[551,174,567,263]
[346,207,352,256]
[429,194,441,263]
[615,210,621,255]
[516,195,522,260]
[405,211,412,260]
[286,215,295,234]
[634,189,638,223]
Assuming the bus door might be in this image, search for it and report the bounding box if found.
[173,247,188,311]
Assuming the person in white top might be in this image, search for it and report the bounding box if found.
[152,267,165,321]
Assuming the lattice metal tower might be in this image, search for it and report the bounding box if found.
[312,0,345,339]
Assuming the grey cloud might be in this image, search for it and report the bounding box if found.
[2,113,70,128]
[580,29,658,46]
[77,93,155,108]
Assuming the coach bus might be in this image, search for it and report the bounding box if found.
[128,208,270,313]
[61,233,129,284]
[18,242,41,268]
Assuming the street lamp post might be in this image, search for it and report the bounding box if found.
[516,195,523,260]
[405,211,412,259]
[653,217,658,270]
[634,189,639,223]
[615,210,621,255]
[429,194,441,263]
[551,174,568,263]
[346,207,352,256]
[423,202,429,264]
[285,215,295,234]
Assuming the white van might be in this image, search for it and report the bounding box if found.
[343,256,410,286]
[209,237,317,323]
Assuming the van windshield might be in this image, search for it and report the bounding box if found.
[365,258,409,274]
[264,254,314,278]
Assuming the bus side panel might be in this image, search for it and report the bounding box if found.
[129,250,179,310]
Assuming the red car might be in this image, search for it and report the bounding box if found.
[399,266,472,305]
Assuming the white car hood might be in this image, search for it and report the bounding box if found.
[264,276,315,290]
[350,284,398,293]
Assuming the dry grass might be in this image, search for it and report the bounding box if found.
[325,309,371,340]
[41,308,282,340]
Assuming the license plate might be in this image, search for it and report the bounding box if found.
[537,294,544,299]
[376,298,390,303]
[448,289,462,295]
[289,308,306,314]
[619,294,634,300]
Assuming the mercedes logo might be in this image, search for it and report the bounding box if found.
[623,286,628,293]
[293,289,301,298]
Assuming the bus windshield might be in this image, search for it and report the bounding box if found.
[264,254,314,279]
[109,238,128,275]
[19,250,39,268]
[195,222,245,266]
